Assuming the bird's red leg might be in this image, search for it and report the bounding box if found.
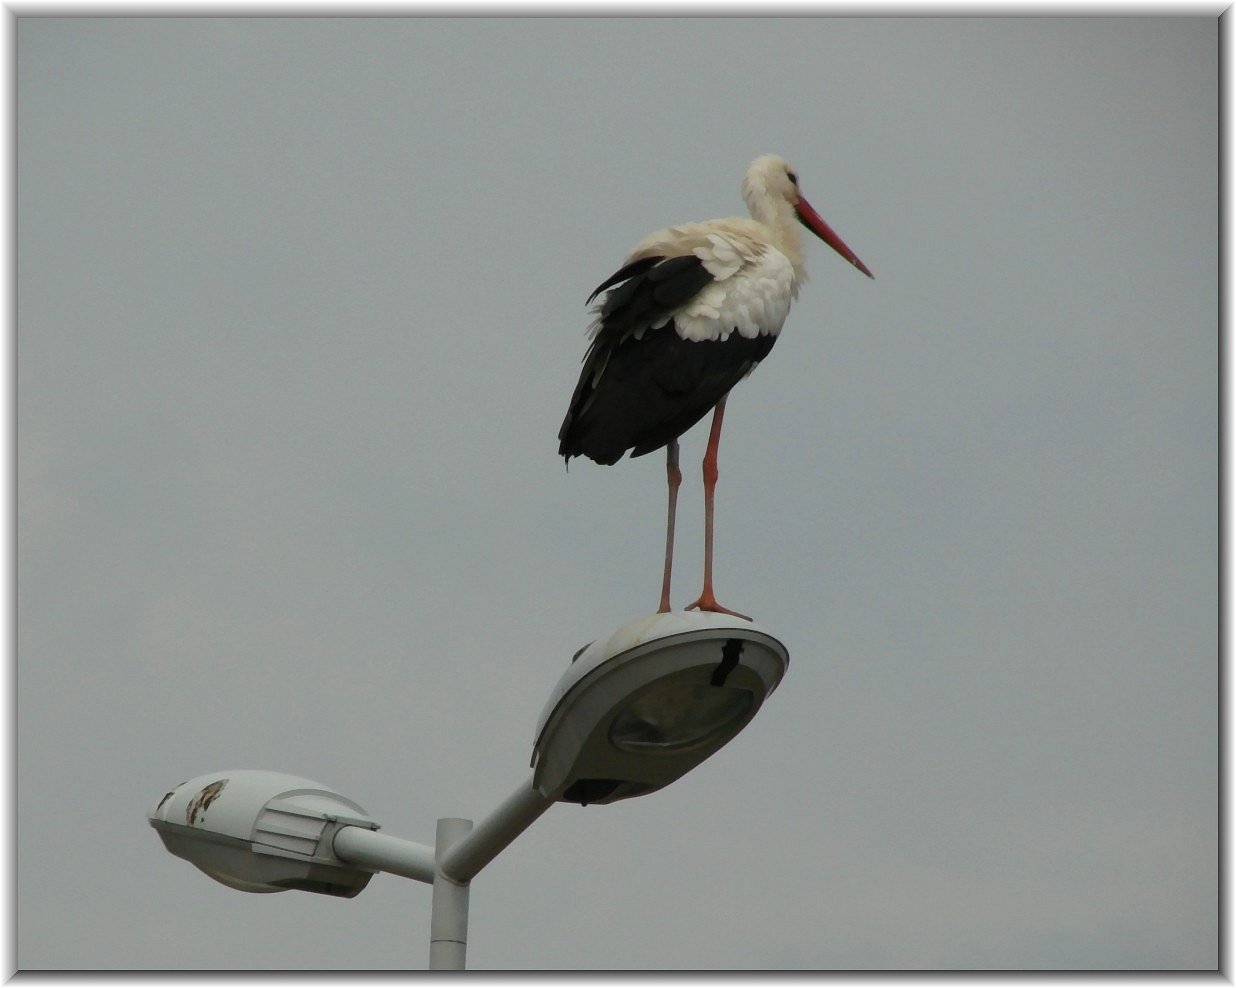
[686,397,751,621]
[658,439,681,613]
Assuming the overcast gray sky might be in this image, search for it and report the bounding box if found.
[17,15,1216,971]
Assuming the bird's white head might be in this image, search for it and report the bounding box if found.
[742,155,798,210]
[742,155,873,280]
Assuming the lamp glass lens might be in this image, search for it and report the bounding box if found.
[609,682,753,753]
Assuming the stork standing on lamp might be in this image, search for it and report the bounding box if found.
[558,155,873,619]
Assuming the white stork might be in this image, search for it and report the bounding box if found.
[559,154,872,619]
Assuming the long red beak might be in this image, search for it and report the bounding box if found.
[796,195,874,279]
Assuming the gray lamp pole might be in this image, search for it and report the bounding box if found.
[430,818,472,970]
[329,780,554,969]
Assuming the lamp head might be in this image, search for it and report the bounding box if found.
[531,612,789,805]
[147,770,380,897]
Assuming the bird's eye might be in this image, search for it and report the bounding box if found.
[787,171,798,186]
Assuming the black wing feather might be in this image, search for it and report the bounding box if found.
[586,256,660,306]
[559,253,777,465]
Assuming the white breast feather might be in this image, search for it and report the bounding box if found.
[590,223,800,344]
[674,239,798,343]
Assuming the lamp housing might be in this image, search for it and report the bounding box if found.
[531,611,789,805]
[148,770,380,898]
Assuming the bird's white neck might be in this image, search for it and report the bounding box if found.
[745,191,805,280]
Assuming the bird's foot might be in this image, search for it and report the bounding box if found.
[685,591,752,621]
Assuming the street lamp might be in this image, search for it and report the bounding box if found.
[147,610,789,969]
[532,610,789,804]
[148,770,381,898]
